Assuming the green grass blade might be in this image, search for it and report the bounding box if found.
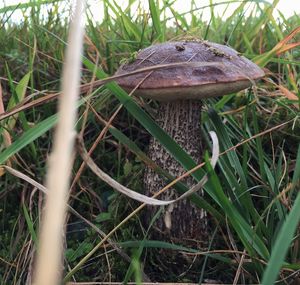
[292,144,300,188]
[261,192,300,285]
[208,109,263,223]
[204,153,269,260]
[0,0,60,13]
[167,6,189,30]
[0,114,57,164]
[148,0,163,42]
[7,72,30,109]
[208,109,248,187]
[111,0,142,41]
[0,94,92,165]
[251,103,267,181]
[7,72,31,131]
[22,203,38,246]
[118,240,231,263]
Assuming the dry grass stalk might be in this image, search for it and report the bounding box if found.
[32,0,85,284]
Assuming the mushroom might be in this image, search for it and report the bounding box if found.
[115,40,264,246]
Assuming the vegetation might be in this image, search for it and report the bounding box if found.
[0,0,299,284]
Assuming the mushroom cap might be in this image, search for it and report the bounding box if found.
[115,41,265,101]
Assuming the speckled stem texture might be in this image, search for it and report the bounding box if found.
[144,100,208,248]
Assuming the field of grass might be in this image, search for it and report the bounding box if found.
[0,0,300,284]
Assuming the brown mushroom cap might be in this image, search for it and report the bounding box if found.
[115,41,265,101]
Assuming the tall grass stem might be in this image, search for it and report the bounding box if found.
[32,1,85,284]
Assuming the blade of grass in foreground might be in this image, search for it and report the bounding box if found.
[261,168,300,284]
[32,0,85,284]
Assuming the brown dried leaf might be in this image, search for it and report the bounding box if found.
[0,81,14,166]
[278,85,299,101]
[276,42,300,55]
[0,166,5,177]
[273,26,300,54]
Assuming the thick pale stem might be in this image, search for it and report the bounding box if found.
[32,1,85,285]
[144,100,208,246]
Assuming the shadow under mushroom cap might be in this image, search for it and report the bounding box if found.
[115,41,265,101]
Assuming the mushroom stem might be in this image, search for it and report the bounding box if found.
[144,100,208,246]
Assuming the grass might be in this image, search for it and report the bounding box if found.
[0,0,300,284]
